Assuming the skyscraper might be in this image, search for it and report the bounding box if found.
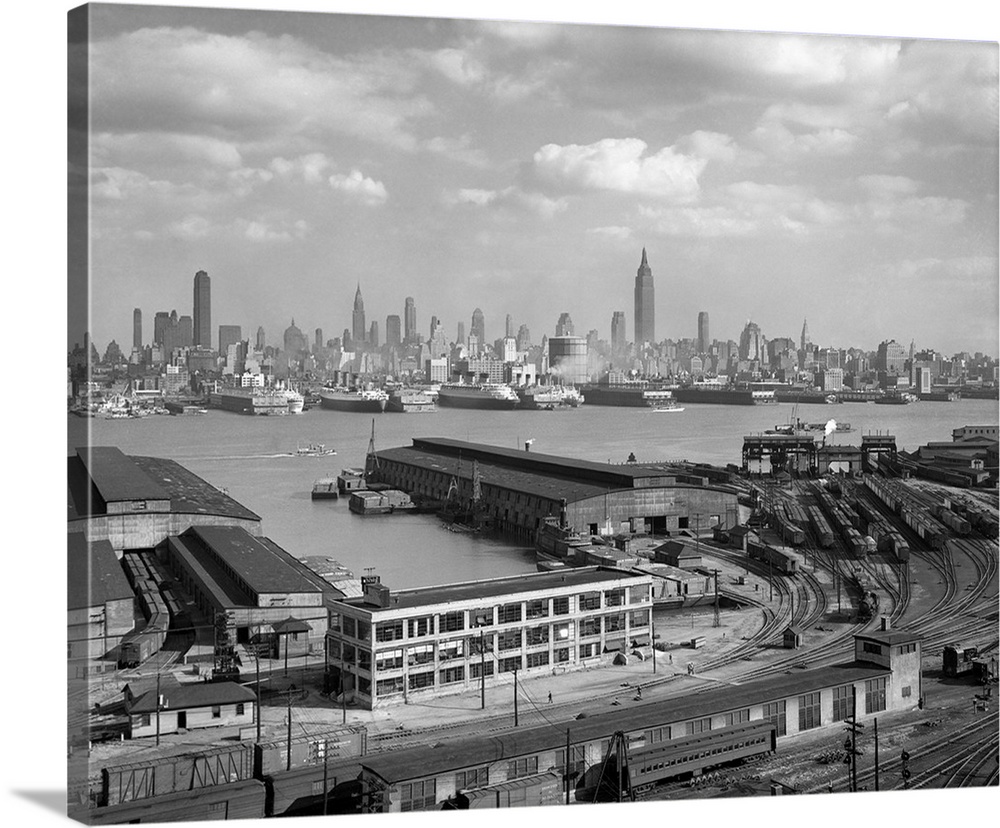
[738,321,765,362]
[457,321,466,347]
[255,326,266,350]
[634,248,655,346]
[386,315,401,348]
[219,325,242,358]
[369,321,380,348]
[611,311,626,353]
[800,318,810,352]
[555,312,575,337]
[177,315,193,348]
[153,311,170,345]
[352,284,366,344]
[132,308,142,349]
[315,328,324,351]
[697,311,710,354]
[404,297,416,344]
[193,270,211,349]
[505,314,515,339]
[471,308,485,348]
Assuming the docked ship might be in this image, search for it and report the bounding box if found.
[580,384,672,407]
[672,387,758,406]
[386,387,436,413]
[280,388,305,414]
[436,382,520,410]
[319,385,389,413]
[208,387,290,415]
[516,385,585,410]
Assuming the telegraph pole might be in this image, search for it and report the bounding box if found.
[286,688,293,771]
[255,629,261,743]
[712,569,721,627]
[322,738,330,816]
[513,668,519,727]
[155,670,161,747]
[843,685,864,792]
[874,718,879,791]
[480,630,487,710]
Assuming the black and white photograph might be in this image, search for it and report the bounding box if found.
[35,0,1000,824]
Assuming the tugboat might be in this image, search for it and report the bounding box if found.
[296,442,336,457]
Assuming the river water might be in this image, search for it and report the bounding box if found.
[68,399,997,589]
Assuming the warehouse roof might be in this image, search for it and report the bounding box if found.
[127,680,256,714]
[67,533,134,610]
[362,662,889,783]
[339,567,648,613]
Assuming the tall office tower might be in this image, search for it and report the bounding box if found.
[132,308,142,349]
[800,318,810,352]
[430,315,439,339]
[610,311,626,353]
[634,248,655,346]
[343,328,353,352]
[697,311,710,354]
[219,325,243,358]
[315,328,324,351]
[352,284,367,344]
[457,321,466,347]
[193,270,211,349]
[153,311,170,345]
[516,324,531,352]
[369,321,380,348]
[163,310,181,357]
[909,339,916,386]
[255,326,265,350]
[284,320,307,354]
[555,312,575,337]
[505,314,515,339]
[876,339,907,375]
[471,308,485,347]
[738,320,765,362]
[404,297,416,344]
[386,315,401,347]
[177,315,193,348]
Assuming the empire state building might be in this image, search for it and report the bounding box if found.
[634,248,655,346]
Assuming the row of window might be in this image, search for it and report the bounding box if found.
[635,735,769,777]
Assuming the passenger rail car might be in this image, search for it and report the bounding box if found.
[747,540,799,574]
[629,721,777,794]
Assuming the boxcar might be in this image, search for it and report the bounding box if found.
[748,541,798,574]
[807,506,834,548]
[75,779,266,824]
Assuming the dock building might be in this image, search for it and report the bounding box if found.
[371,438,742,542]
[325,567,654,709]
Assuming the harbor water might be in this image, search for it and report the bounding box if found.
[68,399,998,589]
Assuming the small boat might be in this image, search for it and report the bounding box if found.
[311,478,339,500]
[297,443,336,457]
[651,403,684,412]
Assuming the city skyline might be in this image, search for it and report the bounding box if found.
[75,5,998,357]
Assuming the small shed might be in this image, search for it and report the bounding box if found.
[124,679,256,738]
[652,540,702,569]
[271,617,312,659]
[782,626,802,650]
[727,525,759,551]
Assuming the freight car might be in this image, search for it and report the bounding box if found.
[943,644,980,678]
[773,514,806,547]
[843,527,867,559]
[930,504,972,536]
[807,506,835,548]
[621,721,777,795]
[747,540,799,574]
[73,779,266,824]
[783,501,809,528]
[884,531,910,563]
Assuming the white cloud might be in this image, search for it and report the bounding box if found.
[165,214,213,239]
[533,138,706,201]
[443,186,567,219]
[328,170,388,205]
[91,167,178,200]
[857,174,921,198]
[445,188,499,206]
[588,226,633,240]
[423,135,489,168]
[238,218,308,242]
[269,153,333,184]
[422,48,486,86]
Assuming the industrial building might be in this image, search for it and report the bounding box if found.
[68,446,262,550]
[123,675,256,738]
[360,626,922,811]
[325,567,654,709]
[371,438,742,542]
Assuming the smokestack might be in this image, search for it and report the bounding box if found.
[525,439,534,452]
[880,616,891,631]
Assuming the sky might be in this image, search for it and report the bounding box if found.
[74,2,999,358]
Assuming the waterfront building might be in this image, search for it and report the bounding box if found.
[404,296,416,344]
[325,567,654,709]
[555,312,575,337]
[634,248,655,346]
[386,315,401,348]
[123,676,256,739]
[132,308,142,349]
[697,311,710,354]
[454,354,505,383]
[611,311,626,354]
[193,270,211,349]
[548,335,588,384]
[353,284,367,345]
[820,368,844,392]
[425,357,449,383]
[471,308,486,347]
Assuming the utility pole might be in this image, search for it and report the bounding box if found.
[565,729,572,805]
[480,630,487,710]
[651,612,656,674]
[874,718,879,792]
[322,738,330,816]
[155,670,161,747]
[843,685,864,792]
[712,569,721,628]
[513,668,519,727]
[255,628,261,743]
[286,688,293,771]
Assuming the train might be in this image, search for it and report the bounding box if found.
[118,552,175,668]
[850,567,880,621]
[942,644,980,678]
[78,779,267,825]
[772,514,805,547]
[807,506,834,548]
[782,500,810,528]
[929,504,972,536]
[747,539,799,574]
[863,476,948,550]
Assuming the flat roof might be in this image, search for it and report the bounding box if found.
[856,629,922,646]
[185,526,321,595]
[341,567,647,612]
[67,533,134,610]
[77,446,170,503]
[362,662,889,783]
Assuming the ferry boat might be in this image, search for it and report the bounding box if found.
[437,382,520,410]
[208,387,290,415]
[650,402,685,412]
[296,442,336,457]
[319,385,389,413]
[281,388,305,414]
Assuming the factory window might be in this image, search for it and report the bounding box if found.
[552,596,570,615]
[327,639,341,661]
[399,780,436,812]
[356,620,371,640]
[438,639,464,661]
[469,661,494,679]
[377,677,404,696]
[763,700,787,736]
[579,643,595,659]
[471,608,494,627]
[342,644,356,664]
[554,647,570,663]
[440,665,465,684]
[552,622,572,643]
[865,677,887,713]
[897,643,916,655]
[357,649,372,671]
[605,588,625,607]
[645,726,671,744]
[499,656,522,673]
[498,630,522,651]
[724,709,750,726]
[579,592,600,611]
[357,677,371,696]
[498,603,522,624]
[375,621,403,642]
[329,613,341,632]
[407,671,435,691]
[441,611,465,632]
[526,599,548,619]
[507,757,539,780]
[798,692,821,731]
[455,767,489,791]
[526,651,549,668]
[862,642,882,656]
[212,706,221,719]
[579,618,601,637]
[556,746,586,778]
[407,616,434,638]
[833,685,853,722]
[140,714,150,727]
[902,686,912,698]
[630,609,650,628]
[686,718,711,736]
[376,649,403,671]
[604,613,626,633]
[407,644,434,666]
[629,584,650,604]
[526,626,549,646]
